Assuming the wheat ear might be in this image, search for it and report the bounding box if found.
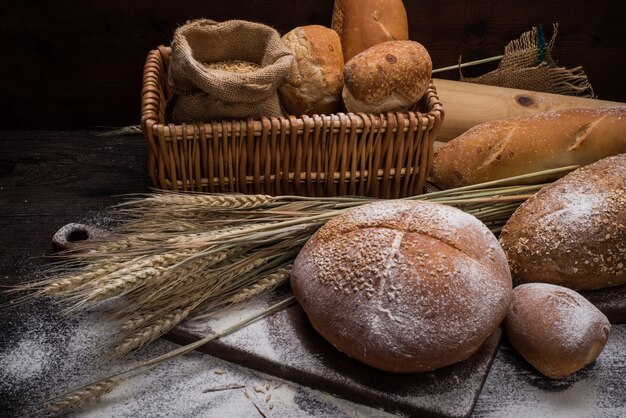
[46,378,118,414]
[42,263,123,295]
[226,266,292,305]
[114,307,194,355]
[121,193,275,210]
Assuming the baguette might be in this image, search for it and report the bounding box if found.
[431,107,626,189]
[332,0,409,62]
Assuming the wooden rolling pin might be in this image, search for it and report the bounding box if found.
[433,78,625,141]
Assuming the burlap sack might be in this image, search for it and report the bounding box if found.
[168,19,294,122]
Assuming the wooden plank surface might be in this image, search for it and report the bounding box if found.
[433,79,626,141]
[0,131,625,417]
[168,285,502,418]
[2,1,626,129]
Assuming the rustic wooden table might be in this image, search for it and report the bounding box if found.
[1,131,624,417]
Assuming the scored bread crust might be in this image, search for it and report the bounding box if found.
[431,107,626,189]
[332,0,409,62]
[291,200,512,373]
[342,40,432,113]
[279,25,344,116]
[505,283,611,379]
[499,153,626,291]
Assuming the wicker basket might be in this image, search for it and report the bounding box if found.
[141,46,444,198]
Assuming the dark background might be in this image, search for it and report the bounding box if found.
[2,0,625,130]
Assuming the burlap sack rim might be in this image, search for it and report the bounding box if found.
[169,19,293,103]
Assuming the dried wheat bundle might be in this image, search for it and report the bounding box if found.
[14,165,578,415]
[15,166,577,361]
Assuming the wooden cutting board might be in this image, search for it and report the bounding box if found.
[168,284,502,418]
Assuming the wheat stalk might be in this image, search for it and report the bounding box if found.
[226,266,292,305]
[46,378,119,414]
[42,263,123,295]
[115,306,194,355]
[118,192,275,211]
[112,248,297,356]
[121,311,158,332]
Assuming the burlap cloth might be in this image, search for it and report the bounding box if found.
[168,19,294,122]
[463,24,595,98]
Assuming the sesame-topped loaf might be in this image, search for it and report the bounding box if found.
[500,153,626,291]
[291,200,512,373]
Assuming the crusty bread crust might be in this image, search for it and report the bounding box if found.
[332,0,409,62]
[499,153,626,291]
[291,200,512,373]
[279,25,344,116]
[431,107,626,189]
[342,40,432,113]
[505,283,610,379]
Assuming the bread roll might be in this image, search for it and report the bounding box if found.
[499,154,626,291]
[332,0,409,62]
[505,283,611,379]
[278,25,344,116]
[342,40,432,113]
[431,107,626,189]
[291,200,512,373]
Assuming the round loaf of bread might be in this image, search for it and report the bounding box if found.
[505,283,611,379]
[342,40,432,113]
[431,107,626,189]
[332,0,409,62]
[278,25,344,116]
[291,200,512,373]
[499,154,626,291]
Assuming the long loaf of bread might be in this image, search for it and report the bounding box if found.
[332,0,409,62]
[431,107,626,189]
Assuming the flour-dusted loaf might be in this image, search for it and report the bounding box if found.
[500,154,626,291]
[332,0,409,62]
[505,283,611,379]
[291,200,512,373]
[342,40,432,113]
[278,25,344,116]
[431,107,626,189]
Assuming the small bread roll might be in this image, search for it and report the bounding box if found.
[279,25,344,116]
[500,154,626,291]
[505,283,611,379]
[332,0,409,62]
[342,40,432,113]
[291,200,512,373]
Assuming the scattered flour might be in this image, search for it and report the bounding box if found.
[474,326,626,418]
[0,338,53,381]
[1,287,624,417]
